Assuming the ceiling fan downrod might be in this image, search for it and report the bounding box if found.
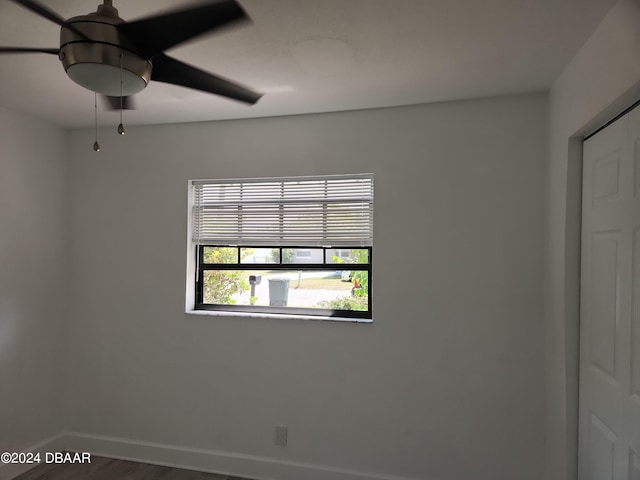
[96,0,117,18]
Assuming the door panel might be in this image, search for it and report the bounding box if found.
[592,151,621,206]
[589,232,619,378]
[588,413,616,480]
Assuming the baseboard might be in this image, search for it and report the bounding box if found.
[0,433,67,480]
[62,432,421,480]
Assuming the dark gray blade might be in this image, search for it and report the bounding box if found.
[0,47,58,55]
[102,95,137,111]
[151,54,262,105]
[10,0,67,27]
[9,0,89,40]
[119,0,249,58]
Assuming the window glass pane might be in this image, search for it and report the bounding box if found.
[240,248,280,264]
[202,269,369,312]
[281,248,323,264]
[203,247,238,264]
[326,248,369,264]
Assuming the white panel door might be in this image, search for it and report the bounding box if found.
[580,106,640,480]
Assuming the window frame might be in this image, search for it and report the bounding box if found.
[195,245,373,320]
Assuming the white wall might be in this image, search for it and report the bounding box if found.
[0,107,68,476]
[544,1,640,479]
[65,93,547,480]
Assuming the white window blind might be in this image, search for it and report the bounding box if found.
[192,174,373,247]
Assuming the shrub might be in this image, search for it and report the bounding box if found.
[317,295,368,311]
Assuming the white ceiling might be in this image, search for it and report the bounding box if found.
[0,0,616,129]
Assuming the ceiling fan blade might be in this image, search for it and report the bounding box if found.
[119,0,249,58]
[102,95,137,111]
[0,47,58,55]
[10,0,67,27]
[151,54,262,105]
[9,0,90,40]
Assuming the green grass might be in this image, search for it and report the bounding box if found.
[293,277,352,290]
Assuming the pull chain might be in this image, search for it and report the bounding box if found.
[118,53,125,135]
[93,92,100,152]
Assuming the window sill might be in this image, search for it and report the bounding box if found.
[185,309,372,324]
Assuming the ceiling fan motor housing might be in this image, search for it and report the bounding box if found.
[59,5,152,97]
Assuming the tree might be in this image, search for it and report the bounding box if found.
[202,247,252,304]
[350,250,369,298]
[331,249,369,306]
[269,248,293,264]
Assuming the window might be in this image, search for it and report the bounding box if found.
[190,174,374,320]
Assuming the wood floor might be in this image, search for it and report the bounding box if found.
[14,455,254,480]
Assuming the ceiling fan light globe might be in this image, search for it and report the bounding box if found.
[66,63,147,96]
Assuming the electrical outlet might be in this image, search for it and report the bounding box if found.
[275,425,288,446]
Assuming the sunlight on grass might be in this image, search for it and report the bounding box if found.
[294,277,352,290]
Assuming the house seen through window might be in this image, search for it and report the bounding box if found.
[190,174,374,320]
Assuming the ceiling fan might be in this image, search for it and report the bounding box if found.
[0,0,263,110]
